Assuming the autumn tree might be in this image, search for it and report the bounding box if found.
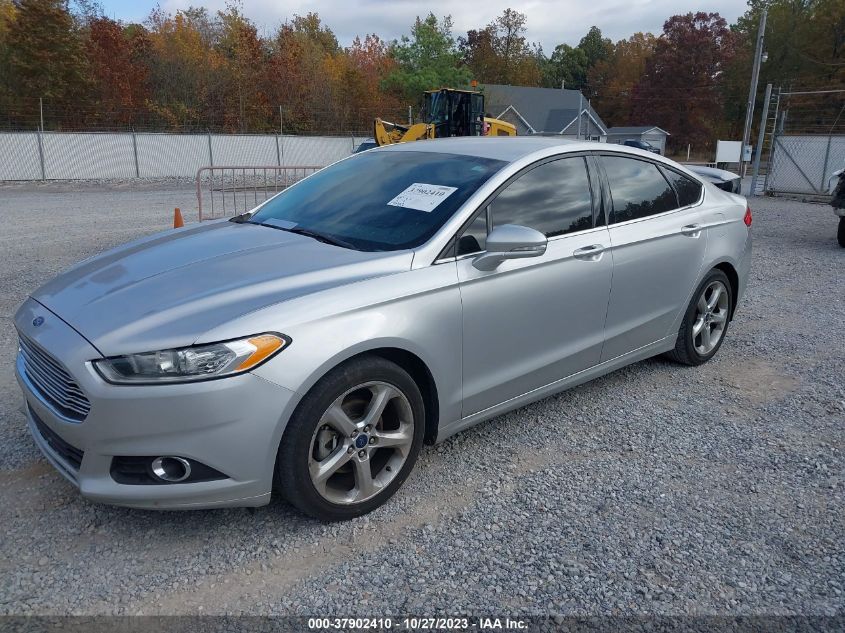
[386,13,470,103]
[588,32,656,125]
[631,12,737,149]
[0,0,17,110]
[85,17,151,126]
[459,9,541,86]
[144,7,226,129]
[344,34,402,125]
[266,13,340,132]
[217,4,267,131]
[7,0,88,121]
[3,0,840,137]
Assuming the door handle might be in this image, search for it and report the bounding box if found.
[573,244,605,260]
[681,223,702,237]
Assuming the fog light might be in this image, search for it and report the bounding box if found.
[151,456,192,482]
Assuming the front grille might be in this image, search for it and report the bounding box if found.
[29,405,84,471]
[19,336,91,422]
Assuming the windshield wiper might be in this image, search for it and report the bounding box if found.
[251,221,356,250]
[286,227,356,249]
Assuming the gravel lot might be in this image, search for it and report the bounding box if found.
[0,181,842,617]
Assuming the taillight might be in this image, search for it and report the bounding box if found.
[743,206,752,227]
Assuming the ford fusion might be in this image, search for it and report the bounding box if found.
[15,137,752,521]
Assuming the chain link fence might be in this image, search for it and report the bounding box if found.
[767,134,845,195]
[763,89,845,197]
[0,131,372,180]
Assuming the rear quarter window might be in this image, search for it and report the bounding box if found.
[664,169,703,207]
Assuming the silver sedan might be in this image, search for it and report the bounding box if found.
[14,137,752,520]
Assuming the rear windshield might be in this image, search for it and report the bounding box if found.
[250,150,505,251]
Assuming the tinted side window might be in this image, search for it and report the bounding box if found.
[491,157,594,237]
[664,169,703,207]
[601,156,678,223]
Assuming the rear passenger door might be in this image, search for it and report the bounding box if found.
[456,155,613,416]
[598,154,707,362]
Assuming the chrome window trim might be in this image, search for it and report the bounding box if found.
[434,151,601,264]
[604,197,705,230]
[593,151,706,228]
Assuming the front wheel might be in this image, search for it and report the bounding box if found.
[666,269,733,366]
[838,217,845,248]
[276,356,424,521]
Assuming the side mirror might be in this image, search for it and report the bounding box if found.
[472,224,548,271]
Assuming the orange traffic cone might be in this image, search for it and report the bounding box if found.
[173,207,184,228]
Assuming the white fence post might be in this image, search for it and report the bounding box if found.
[131,128,140,177]
[36,129,46,180]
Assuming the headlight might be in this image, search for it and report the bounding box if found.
[93,333,289,384]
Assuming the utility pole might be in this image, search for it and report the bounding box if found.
[750,83,772,197]
[741,9,767,192]
[39,97,44,132]
[577,94,583,139]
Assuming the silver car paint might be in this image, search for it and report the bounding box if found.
[457,225,613,416]
[32,219,413,356]
[601,192,710,361]
[14,137,751,509]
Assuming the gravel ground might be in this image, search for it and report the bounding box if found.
[0,182,842,617]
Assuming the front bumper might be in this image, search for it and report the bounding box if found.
[14,298,300,510]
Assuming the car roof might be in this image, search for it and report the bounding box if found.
[373,136,584,162]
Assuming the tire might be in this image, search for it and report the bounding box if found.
[666,269,733,366]
[276,355,425,521]
[838,217,845,248]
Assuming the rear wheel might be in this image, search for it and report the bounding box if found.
[276,356,424,521]
[667,269,733,366]
[838,217,845,248]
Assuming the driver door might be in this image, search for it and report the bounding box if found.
[456,155,613,417]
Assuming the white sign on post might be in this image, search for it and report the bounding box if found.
[716,140,742,163]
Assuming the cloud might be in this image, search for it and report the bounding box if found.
[114,0,746,51]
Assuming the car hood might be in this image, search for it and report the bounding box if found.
[31,221,413,355]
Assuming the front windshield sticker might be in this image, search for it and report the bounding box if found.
[387,183,458,213]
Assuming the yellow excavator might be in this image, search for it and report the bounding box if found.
[374,88,516,146]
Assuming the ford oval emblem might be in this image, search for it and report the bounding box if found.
[32,316,44,327]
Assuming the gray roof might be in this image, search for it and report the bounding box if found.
[607,126,670,136]
[481,84,607,134]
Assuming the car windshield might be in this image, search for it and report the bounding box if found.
[249,150,505,251]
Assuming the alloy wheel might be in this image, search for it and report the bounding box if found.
[308,381,414,505]
[692,280,729,355]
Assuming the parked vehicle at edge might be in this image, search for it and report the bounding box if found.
[622,138,661,154]
[353,138,378,153]
[14,137,752,521]
[685,165,742,194]
[829,167,845,247]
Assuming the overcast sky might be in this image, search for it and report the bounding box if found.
[98,0,749,51]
